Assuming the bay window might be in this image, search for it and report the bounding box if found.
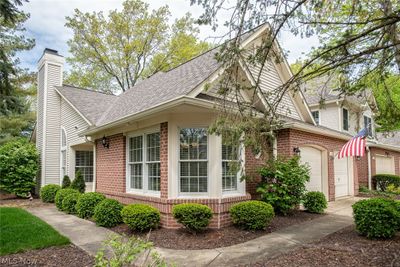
[222,142,239,192]
[179,128,208,193]
[127,132,160,193]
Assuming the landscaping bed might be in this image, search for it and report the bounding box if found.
[0,244,94,267]
[112,210,324,249]
[357,192,400,200]
[0,197,51,208]
[249,225,400,267]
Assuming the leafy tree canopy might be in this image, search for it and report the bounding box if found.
[65,0,211,93]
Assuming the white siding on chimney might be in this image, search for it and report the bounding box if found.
[60,98,90,178]
[43,64,62,185]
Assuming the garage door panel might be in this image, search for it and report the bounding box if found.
[300,147,322,193]
[375,156,395,175]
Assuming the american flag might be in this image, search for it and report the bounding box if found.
[338,128,368,159]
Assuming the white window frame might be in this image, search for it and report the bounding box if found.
[312,110,320,125]
[60,127,67,180]
[126,127,161,197]
[178,127,209,196]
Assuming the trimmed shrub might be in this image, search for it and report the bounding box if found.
[386,184,400,195]
[0,139,39,197]
[40,184,61,203]
[71,171,86,193]
[62,192,81,214]
[62,175,71,189]
[230,201,275,230]
[121,204,160,232]
[93,199,123,227]
[373,174,400,191]
[172,203,212,232]
[75,192,106,219]
[55,188,80,210]
[352,198,400,239]
[257,156,310,215]
[303,191,327,214]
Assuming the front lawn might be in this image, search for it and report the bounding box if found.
[0,207,70,255]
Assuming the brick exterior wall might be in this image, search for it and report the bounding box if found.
[276,129,359,201]
[245,148,266,198]
[355,154,368,187]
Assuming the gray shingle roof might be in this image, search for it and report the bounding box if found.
[376,131,400,147]
[56,85,117,125]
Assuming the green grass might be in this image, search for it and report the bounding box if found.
[0,207,70,255]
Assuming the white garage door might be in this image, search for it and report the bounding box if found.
[334,156,352,198]
[375,156,395,174]
[300,147,323,192]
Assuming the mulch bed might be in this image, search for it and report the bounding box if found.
[0,198,51,209]
[357,192,400,200]
[248,225,400,267]
[111,210,324,250]
[0,244,94,267]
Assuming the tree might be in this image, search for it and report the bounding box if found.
[65,0,211,93]
[0,0,35,144]
[191,0,400,157]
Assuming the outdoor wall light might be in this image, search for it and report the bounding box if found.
[102,135,110,149]
[293,147,301,156]
[385,152,390,157]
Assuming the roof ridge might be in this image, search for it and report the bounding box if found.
[62,84,116,96]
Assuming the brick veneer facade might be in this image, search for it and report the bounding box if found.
[95,122,252,228]
[276,128,359,201]
[370,147,400,177]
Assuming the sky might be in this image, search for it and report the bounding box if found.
[18,0,320,72]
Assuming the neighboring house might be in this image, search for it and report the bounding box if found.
[33,25,400,228]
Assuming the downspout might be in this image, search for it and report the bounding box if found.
[273,137,278,159]
[367,145,372,190]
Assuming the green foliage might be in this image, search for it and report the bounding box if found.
[71,171,86,193]
[121,204,160,232]
[93,199,123,228]
[65,0,210,93]
[94,234,170,267]
[61,192,81,214]
[229,201,275,230]
[0,207,69,256]
[75,192,106,219]
[352,198,400,239]
[257,156,310,215]
[62,175,71,189]
[55,188,80,211]
[40,184,61,203]
[172,203,213,232]
[303,191,327,214]
[0,138,39,196]
[386,184,400,195]
[373,174,400,191]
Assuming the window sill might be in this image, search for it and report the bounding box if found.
[126,190,161,198]
[222,191,246,198]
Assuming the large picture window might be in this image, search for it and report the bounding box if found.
[127,132,160,193]
[75,151,94,182]
[179,128,208,193]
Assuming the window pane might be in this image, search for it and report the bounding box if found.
[147,133,160,162]
[148,163,160,191]
[130,164,143,189]
[75,151,94,182]
[222,162,237,191]
[179,161,208,193]
[129,136,143,163]
[180,128,207,160]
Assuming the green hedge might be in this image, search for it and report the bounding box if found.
[75,192,106,219]
[62,175,71,189]
[62,192,81,214]
[55,188,80,211]
[373,174,400,191]
[352,198,400,239]
[93,199,123,228]
[303,191,327,214]
[71,171,85,193]
[172,203,212,232]
[121,204,160,232]
[40,184,61,203]
[229,201,274,230]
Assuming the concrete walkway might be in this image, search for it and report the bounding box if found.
[27,197,360,266]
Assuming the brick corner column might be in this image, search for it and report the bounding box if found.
[160,122,168,199]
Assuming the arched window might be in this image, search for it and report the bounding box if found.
[60,128,67,178]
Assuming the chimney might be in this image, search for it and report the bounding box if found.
[37,48,65,187]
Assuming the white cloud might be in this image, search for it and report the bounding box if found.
[17,0,319,71]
